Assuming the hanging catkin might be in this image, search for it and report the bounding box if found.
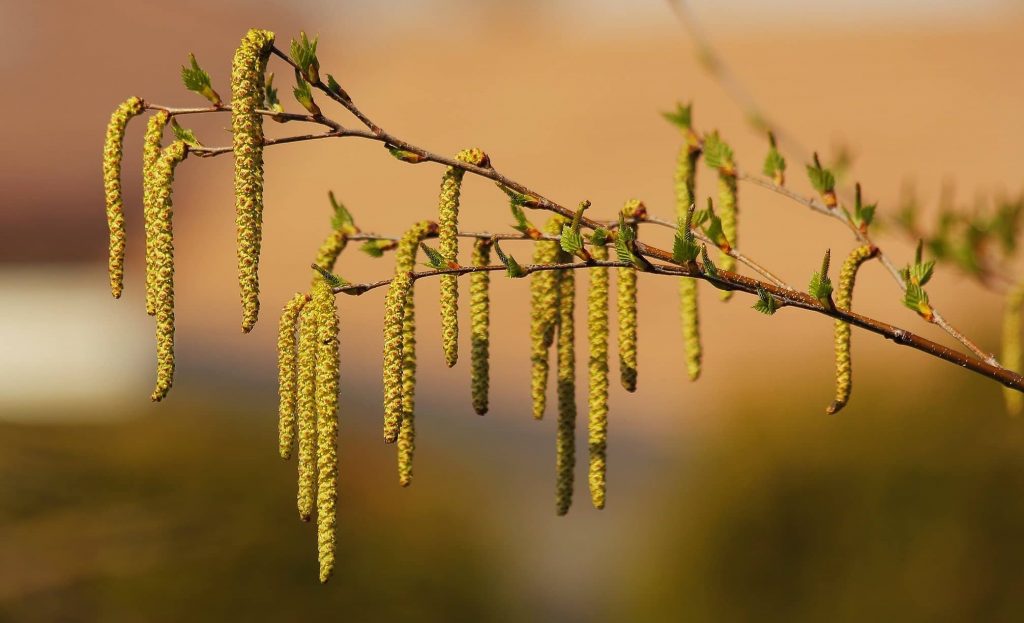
[278,292,309,459]
[397,295,417,486]
[1003,283,1024,416]
[142,110,170,316]
[674,123,702,380]
[312,279,340,583]
[232,28,275,333]
[827,245,877,414]
[437,148,490,368]
[587,243,610,509]
[149,140,188,402]
[470,239,492,415]
[296,299,319,521]
[555,262,577,516]
[103,96,145,300]
[530,217,565,419]
[618,203,640,392]
[383,221,435,445]
[717,156,739,302]
[314,229,349,281]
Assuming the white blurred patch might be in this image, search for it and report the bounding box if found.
[0,264,152,420]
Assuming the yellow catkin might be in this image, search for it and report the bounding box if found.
[717,168,739,301]
[383,221,435,444]
[278,292,309,460]
[617,261,638,393]
[828,245,877,414]
[587,244,610,509]
[312,279,340,583]
[1003,284,1024,416]
[470,239,492,415]
[103,96,145,299]
[397,295,417,486]
[142,110,170,316]
[296,299,319,521]
[555,263,577,516]
[313,229,349,282]
[149,141,188,402]
[232,28,275,333]
[675,129,702,380]
[530,217,565,419]
[438,148,489,368]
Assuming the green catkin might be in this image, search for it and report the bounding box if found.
[149,141,188,402]
[675,129,703,380]
[103,96,145,300]
[555,262,577,516]
[717,165,739,302]
[470,239,492,415]
[1003,284,1024,416]
[827,245,877,414]
[296,299,319,520]
[383,221,435,445]
[142,110,170,316]
[231,28,275,333]
[312,279,340,583]
[438,148,489,368]
[587,244,610,509]
[530,217,565,419]
[278,292,309,460]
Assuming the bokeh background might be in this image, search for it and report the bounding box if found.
[2,0,1024,620]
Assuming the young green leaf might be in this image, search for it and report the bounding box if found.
[560,225,584,256]
[290,31,320,83]
[703,131,735,172]
[808,249,834,301]
[806,153,836,195]
[509,203,534,235]
[850,183,876,230]
[762,132,786,185]
[292,76,321,116]
[673,202,699,264]
[903,283,933,319]
[180,53,222,105]
[590,227,610,247]
[493,241,525,278]
[419,242,445,269]
[170,120,202,147]
[385,143,427,164]
[326,74,351,101]
[753,286,780,315]
[697,198,729,250]
[360,239,395,258]
[662,102,693,130]
[327,191,357,234]
[699,245,718,279]
[311,263,347,288]
[496,184,543,209]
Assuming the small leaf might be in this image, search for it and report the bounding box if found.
[762,133,786,185]
[509,203,533,235]
[700,245,718,279]
[290,31,320,83]
[753,286,780,315]
[496,184,543,208]
[662,102,693,130]
[385,143,427,164]
[560,225,584,256]
[292,76,321,116]
[698,198,729,250]
[312,263,347,288]
[806,155,836,195]
[170,120,202,147]
[360,240,395,258]
[180,53,221,105]
[328,191,357,234]
[703,131,735,171]
[264,72,282,111]
[493,241,525,278]
[419,243,445,269]
[903,283,933,319]
[326,74,350,101]
[808,249,833,301]
[590,227,610,246]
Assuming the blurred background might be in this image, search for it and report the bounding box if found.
[2,0,1024,620]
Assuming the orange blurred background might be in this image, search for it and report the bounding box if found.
[2,1,1024,620]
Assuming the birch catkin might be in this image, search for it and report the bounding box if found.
[278,292,309,460]
[470,239,492,415]
[827,245,877,414]
[296,299,319,520]
[397,295,417,486]
[1003,284,1024,416]
[231,28,275,333]
[438,148,490,368]
[587,244,610,509]
[149,140,188,402]
[383,221,434,444]
[530,217,565,419]
[103,96,145,300]
[142,110,170,316]
[674,126,702,380]
[617,225,639,393]
[314,229,349,280]
[312,279,340,583]
[555,264,576,516]
[717,165,739,302]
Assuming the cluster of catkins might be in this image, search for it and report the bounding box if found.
[102,29,278,400]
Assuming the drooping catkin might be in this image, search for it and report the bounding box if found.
[717,166,739,301]
[617,257,638,393]
[312,279,340,583]
[231,28,275,333]
[675,128,702,380]
[437,148,489,368]
[313,229,349,280]
[103,96,145,300]
[142,110,170,316]
[383,221,435,444]
[470,239,492,415]
[1003,284,1024,416]
[397,295,417,486]
[827,245,877,414]
[149,140,188,402]
[555,264,576,516]
[278,292,309,460]
[530,217,565,419]
[296,299,319,520]
[587,244,610,509]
